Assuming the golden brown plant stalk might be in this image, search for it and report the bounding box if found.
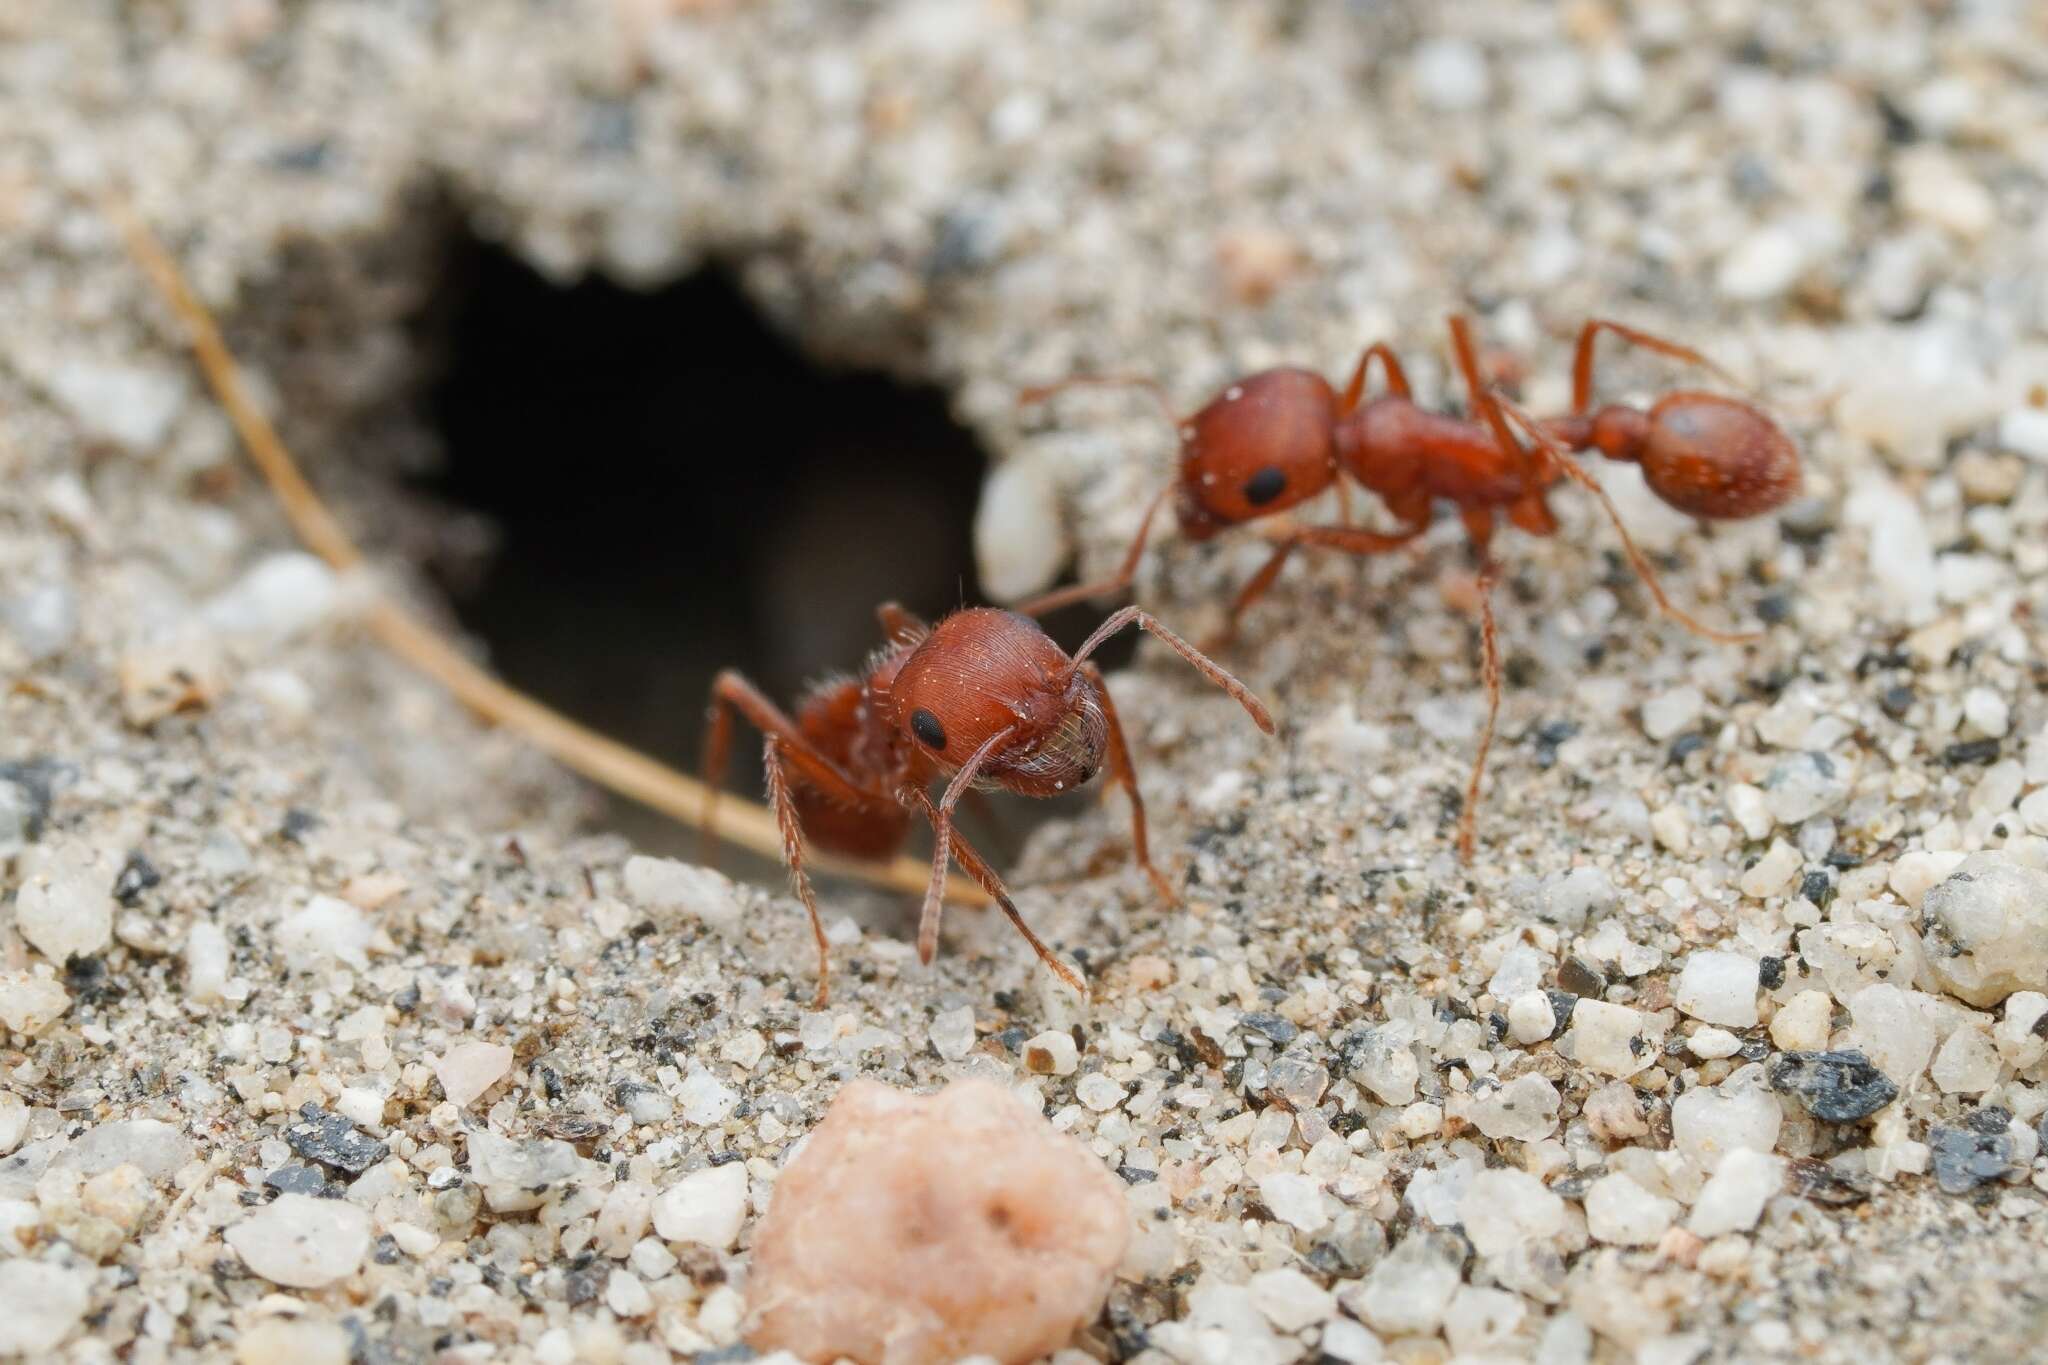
[106,195,984,906]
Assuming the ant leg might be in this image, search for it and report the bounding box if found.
[702,671,891,859]
[762,738,832,1007]
[914,728,1017,969]
[1068,607,1276,734]
[1081,662,1178,907]
[1339,341,1414,413]
[1013,482,1174,617]
[1570,318,1735,414]
[1448,315,1543,486]
[876,602,930,645]
[1214,522,1424,647]
[1458,559,1505,863]
[902,785,1086,993]
[1491,393,1756,644]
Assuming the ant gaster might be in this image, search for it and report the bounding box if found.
[702,604,1274,1003]
[1015,316,1801,860]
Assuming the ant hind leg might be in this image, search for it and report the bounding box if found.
[1570,318,1735,414]
[1458,559,1505,863]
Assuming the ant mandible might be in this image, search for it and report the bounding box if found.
[701,603,1275,1003]
[1013,315,1801,860]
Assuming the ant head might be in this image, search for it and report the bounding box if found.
[1174,368,1340,538]
[888,609,1106,798]
[1625,392,1801,520]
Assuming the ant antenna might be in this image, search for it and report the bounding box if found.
[1066,606,1275,734]
[1019,374,1180,432]
[1489,392,1757,645]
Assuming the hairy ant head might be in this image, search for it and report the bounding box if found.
[1173,368,1340,537]
[1594,392,1801,520]
[887,609,1108,799]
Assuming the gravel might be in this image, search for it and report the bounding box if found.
[7,0,2048,1360]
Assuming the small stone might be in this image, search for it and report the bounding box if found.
[118,638,225,728]
[1507,990,1556,1044]
[747,1079,1127,1365]
[264,1163,337,1199]
[1673,951,1761,1028]
[1930,1026,2001,1095]
[1650,804,1691,854]
[1848,984,1936,1084]
[1467,1073,1560,1142]
[617,1083,674,1125]
[466,1132,588,1212]
[1920,852,2048,1005]
[285,1104,389,1176]
[1397,1101,1443,1139]
[1768,1050,1899,1122]
[622,856,741,934]
[1583,1081,1649,1142]
[1892,850,1967,904]
[1717,225,1806,301]
[0,970,70,1036]
[1345,1026,1419,1104]
[928,1006,976,1062]
[0,1094,25,1157]
[654,1163,750,1251]
[1458,1167,1564,1256]
[1688,1027,1741,1060]
[1022,1030,1079,1075]
[1737,841,1801,901]
[276,896,373,972]
[1249,1266,1336,1334]
[201,554,340,639]
[182,922,231,1004]
[1258,1171,1328,1233]
[225,1192,373,1288]
[1445,1285,1526,1358]
[234,1319,351,1365]
[432,1041,514,1109]
[1997,407,2048,462]
[1928,1125,2014,1194]
[52,1118,194,1182]
[1413,37,1491,111]
[1641,686,1704,742]
[1079,1074,1129,1115]
[43,357,188,453]
[605,1268,653,1318]
[1763,752,1850,824]
[1537,867,1617,929]
[1583,1172,1678,1246]
[1569,999,1667,1078]
[1241,1011,1299,1045]
[1266,1054,1329,1109]
[1962,687,2012,739]
[1726,783,1773,840]
[1687,1149,1783,1237]
[1672,1071,1782,1174]
[975,460,1068,603]
[0,1259,91,1355]
[678,1069,740,1125]
[1343,1230,1463,1336]
[13,843,116,964]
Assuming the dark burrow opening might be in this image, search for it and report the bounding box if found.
[416,238,1129,873]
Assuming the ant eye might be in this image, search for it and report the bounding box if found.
[1243,466,1287,506]
[910,709,947,751]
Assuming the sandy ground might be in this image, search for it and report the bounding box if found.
[5,1,2048,1361]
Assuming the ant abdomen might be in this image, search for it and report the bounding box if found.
[1639,391,1802,520]
[1176,368,1339,536]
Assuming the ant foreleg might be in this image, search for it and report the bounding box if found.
[1013,482,1173,617]
[902,786,1086,993]
[914,729,1016,970]
[1069,607,1275,734]
[1081,662,1177,908]
[1490,394,1757,645]
[762,738,831,1007]
[1569,318,1735,414]
[1458,559,1504,863]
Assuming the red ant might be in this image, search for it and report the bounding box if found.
[1014,315,1800,860]
[701,604,1274,1003]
